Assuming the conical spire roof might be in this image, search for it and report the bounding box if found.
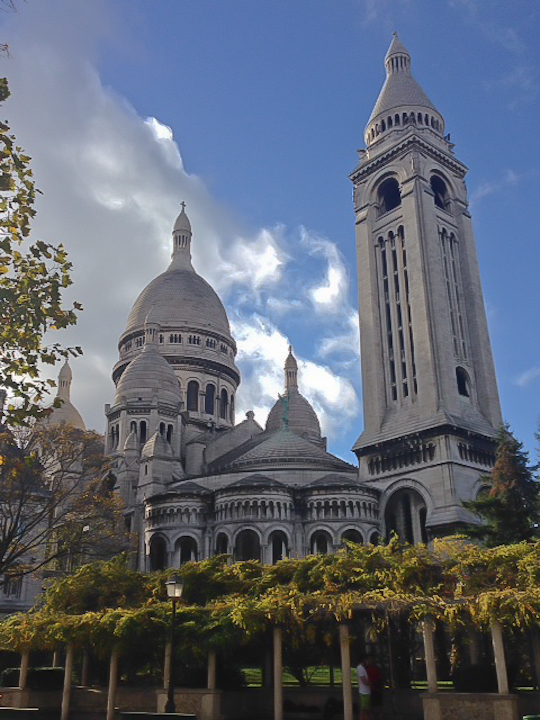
[367,33,443,132]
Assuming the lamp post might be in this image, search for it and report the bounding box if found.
[165,574,184,713]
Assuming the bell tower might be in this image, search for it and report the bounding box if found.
[352,34,502,539]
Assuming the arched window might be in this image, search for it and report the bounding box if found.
[220,388,228,419]
[177,536,198,564]
[431,175,449,210]
[140,420,147,444]
[310,530,332,555]
[269,531,288,564]
[130,421,137,436]
[159,422,165,436]
[342,529,363,546]
[230,394,235,422]
[215,533,229,555]
[167,424,173,444]
[377,178,401,215]
[456,367,471,398]
[235,530,260,561]
[187,380,199,412]
[149,536,167,571]
[205,383,216,415]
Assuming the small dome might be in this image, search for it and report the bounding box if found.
[115,344,181,407]
[45,400,86,431]
[141,431,173,459]
[266,391,321,442]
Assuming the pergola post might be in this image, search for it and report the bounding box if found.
[107,647,120,720]
[339,624,353,720]
[81,648,90,687]
[490,620,509,694]
[60,643,74,720]
[422,619,438,693]
[163,639,172,689]
[532,629,540,689]
[273,625,283,720]
[207,650,217,690]
[18,649,29,690]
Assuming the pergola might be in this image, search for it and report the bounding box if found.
[1,539,539,720]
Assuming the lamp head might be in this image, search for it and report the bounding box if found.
[166,574,184,599]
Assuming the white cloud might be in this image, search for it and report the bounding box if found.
[514,367,540,388]
[302,228,349,314]
[470,169,520,205]
[3,0,361,452]
[231,314,360,440]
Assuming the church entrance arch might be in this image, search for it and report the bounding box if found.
[235,529,261,561]
[215,532,229,555]
[384,488,428,544]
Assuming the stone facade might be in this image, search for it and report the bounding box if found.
[97,34,501,569]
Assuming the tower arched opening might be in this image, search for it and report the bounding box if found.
[456,366,471,398]
[377,177,401,215]
[384,488,427,545]
[269,530,288,564]
[431,175,449,210]
[177,536,198,564]
[187,380,199,412]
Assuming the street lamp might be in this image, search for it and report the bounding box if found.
[165,574,184,713]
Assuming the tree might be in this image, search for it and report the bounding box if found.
[0,79,81,425]
[0,423,133,580]
[462,425,540,547]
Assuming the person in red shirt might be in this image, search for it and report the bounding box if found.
[365,656,384,720]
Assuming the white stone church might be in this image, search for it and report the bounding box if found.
[65,34,503,571]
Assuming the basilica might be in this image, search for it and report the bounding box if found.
[68,35,503,571]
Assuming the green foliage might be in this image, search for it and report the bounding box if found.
[0,79,81,425]
[462,425,540,546]
[2,539,540,655]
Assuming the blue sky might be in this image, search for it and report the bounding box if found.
[2,0,539,463]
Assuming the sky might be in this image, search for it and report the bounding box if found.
[1,0,539,464]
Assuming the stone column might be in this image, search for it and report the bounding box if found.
[490,620,509,694]
[60,644,74,720]
[18,649,29,690]
[107,647,120,720]
[422,619,438,693]
[339,624,353,720]
[273,626,283,720]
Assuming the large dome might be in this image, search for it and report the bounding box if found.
[125,267,230,337]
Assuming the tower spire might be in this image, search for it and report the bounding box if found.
[170,201,192,268]
[284,345,298,393]
[56,360,72,403]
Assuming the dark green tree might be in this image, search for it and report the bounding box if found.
[462,425,540,547]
